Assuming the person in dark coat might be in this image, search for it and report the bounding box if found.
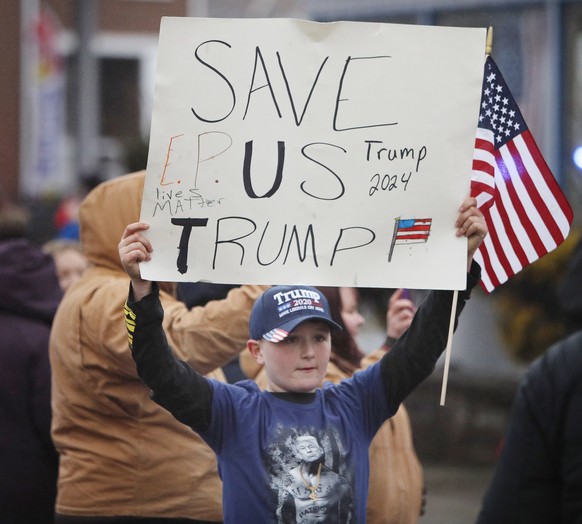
[0,190,63,524]
[557,235,582,335]
[475,237,582,524]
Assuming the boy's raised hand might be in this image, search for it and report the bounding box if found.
[455,196,487,271]
[118,222,153,300]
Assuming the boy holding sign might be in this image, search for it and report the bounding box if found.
[119,196,486,523]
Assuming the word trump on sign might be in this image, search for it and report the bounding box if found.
[140,17,486,290]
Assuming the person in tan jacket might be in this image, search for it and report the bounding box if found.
[357,288,425,524]
[49,171,266,523]
[240,286,424,524]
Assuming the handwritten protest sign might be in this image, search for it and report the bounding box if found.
[140,17,486,289]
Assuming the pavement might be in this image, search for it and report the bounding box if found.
[420,463,494,523]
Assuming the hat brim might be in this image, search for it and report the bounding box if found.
[262,315,342,343]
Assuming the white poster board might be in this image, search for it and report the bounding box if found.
[140,17,486,289]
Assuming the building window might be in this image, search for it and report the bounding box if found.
[100,57,140,138]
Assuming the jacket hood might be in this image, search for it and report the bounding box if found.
[0,238,62,323]
[80,171,145,272]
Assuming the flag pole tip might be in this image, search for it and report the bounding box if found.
[485,26,494,57]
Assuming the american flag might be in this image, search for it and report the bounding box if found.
[388,218,432,262]
[471,57,573,293]
[263,327,289,343]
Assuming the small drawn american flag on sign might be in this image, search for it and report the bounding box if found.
[388,218,433,262]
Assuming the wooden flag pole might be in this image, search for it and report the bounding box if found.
[440,26,493,406]
[440,290,459,405]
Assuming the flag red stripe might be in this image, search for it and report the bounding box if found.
[507,137,565,247]
[521,131,573,226]
[475,135,494,150]
[475,233,501,292]
[495,148,547,259]
[398,225,431,233]
[470,180,494,195]
[472,133,495,209]
[493,189,531,269]
[472,158,495,175]
[396,233,430,240]
[481,208,515,282]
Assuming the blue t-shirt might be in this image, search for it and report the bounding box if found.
[201,364,389,523]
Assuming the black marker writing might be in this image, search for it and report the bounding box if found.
[171,218,209,274]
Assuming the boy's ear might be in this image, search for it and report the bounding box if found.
[247,339,265,365]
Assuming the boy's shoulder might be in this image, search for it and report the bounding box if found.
[210,377,261,393]
[321,361,382,393]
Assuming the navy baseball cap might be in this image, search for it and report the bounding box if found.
[250,285,342,343]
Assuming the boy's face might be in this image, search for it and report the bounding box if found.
[248,320,331,393]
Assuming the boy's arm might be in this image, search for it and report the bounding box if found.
[379,261,480,413]
[125,283,213,432]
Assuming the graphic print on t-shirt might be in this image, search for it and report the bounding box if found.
[264,424,355,523]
